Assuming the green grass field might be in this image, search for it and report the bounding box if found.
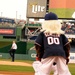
[0,65,34,72]
[0,63,74,74]
[68,63,75,75]
[0,59,75,75]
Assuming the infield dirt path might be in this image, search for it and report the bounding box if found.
[0,60,53,75]
[0,60,33,75]
[0,60,32,67]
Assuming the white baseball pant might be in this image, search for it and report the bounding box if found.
[32,56,71,75]
[32,61,58,75]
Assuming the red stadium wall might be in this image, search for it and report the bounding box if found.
[49,0,75,8]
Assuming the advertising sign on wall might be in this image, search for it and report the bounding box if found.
[0,28,16,36]
[27,0,47,18]
[49,0,75,18]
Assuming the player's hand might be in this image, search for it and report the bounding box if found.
[66,58,69,64]
[36,56,41,61]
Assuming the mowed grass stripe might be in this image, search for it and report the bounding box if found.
[0,63,74,75]
[0,65,34,72]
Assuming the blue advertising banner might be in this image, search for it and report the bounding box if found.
[0,17,15,24]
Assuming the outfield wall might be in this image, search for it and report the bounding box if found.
[69,53,75,63]
[0,50,36,61]
[0,41,35,61]
[0,41,27,54]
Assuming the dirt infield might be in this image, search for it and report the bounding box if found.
[0,60,33,75]
[0,60,32,67]
[0,71,34,75]
[0,71,52,75]
[0,60,53,75]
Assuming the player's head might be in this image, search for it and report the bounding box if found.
[13,40,15,43]
[41,12,64,34]
[44,12,58,20]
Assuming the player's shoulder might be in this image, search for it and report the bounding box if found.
[60,34,67,38]
[39,31,44,36]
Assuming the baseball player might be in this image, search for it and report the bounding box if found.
[33,12,71,75]
[9,41,17,62]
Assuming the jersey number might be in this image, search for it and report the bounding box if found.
[47,37,60,45]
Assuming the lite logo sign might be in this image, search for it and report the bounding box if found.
[32,5,45,13]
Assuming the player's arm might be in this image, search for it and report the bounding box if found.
[34,32,44,61]
[62,34,71,64]
[35,44,41,61]
[35,44,44,61]
[64,42,70,64]
[64,43,70,58]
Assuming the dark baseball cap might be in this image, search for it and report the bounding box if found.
[44,12,58,20]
